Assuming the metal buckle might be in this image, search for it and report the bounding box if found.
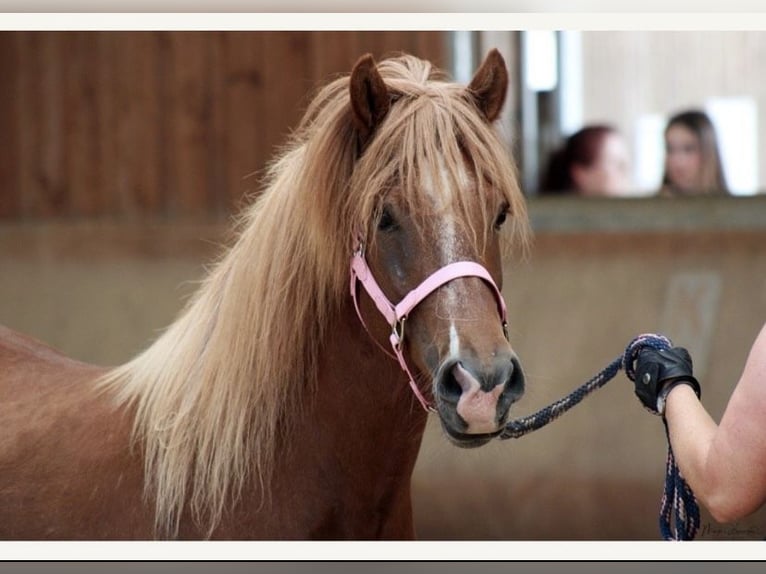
[392,316,406,347]
[353,237,365,258]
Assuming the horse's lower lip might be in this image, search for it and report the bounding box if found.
[440,421,504,448]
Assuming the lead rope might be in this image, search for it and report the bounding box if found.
[500,333,700,541]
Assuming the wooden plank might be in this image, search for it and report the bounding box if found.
[103,32,165,217]
[63,32,103,216]
[15,32,34,217]
[117,32,169,215]
[416,31,448,68]
[308,31,351,84]
[309,31,447,79]
[366,31,406,60]
[95,32,160,218]
[221,32,315,210]
[0,33,21,218]
[18,33,68,217]
[261,32,313,150]
[221,32,265,210]
[347,31,446,64]
[207,32,228,216]
[164,32,213,217]
[4,31,447,222]
[95,32,118,216]
[41,32,68,216]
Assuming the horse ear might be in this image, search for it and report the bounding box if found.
[467,48,509,123]
[349,54,390,147]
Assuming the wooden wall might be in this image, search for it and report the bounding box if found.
[0,31,447,220]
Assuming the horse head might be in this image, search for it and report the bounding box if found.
[347,50,528,448]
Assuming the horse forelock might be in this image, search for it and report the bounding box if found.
[347,56,529,257]
[96,52,529,538]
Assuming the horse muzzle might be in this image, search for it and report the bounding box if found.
[434,351,525,447]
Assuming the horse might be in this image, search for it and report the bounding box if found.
[0,49,530,539]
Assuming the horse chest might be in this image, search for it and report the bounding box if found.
[249,449,416,539]
[303,483,414,539]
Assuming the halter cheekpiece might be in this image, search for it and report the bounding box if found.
[349,237,509,411]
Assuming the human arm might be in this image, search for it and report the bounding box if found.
[664,323,766,523]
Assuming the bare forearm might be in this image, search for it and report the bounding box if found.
[636,324,766,523]
[663,385,724,517]
[665,377,766,522]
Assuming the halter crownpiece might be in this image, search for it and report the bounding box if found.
[349,238,509,411]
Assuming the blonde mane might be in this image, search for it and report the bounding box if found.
[98,53,529,537]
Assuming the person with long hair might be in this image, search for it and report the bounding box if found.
[661,109,729,196]
[539,125,632,197]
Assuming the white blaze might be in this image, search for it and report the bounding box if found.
[449,322,460,359]
[422,158,472,318]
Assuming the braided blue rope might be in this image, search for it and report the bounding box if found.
[659,419,701,541]
[500,333,700,541]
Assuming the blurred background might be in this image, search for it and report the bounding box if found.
[1,30,765,539]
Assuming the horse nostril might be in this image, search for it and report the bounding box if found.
[504,356,525,401]
[438,362,464,403]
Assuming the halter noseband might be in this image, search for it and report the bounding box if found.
[349,238,509,412]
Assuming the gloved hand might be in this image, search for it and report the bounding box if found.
[633,346,701,415]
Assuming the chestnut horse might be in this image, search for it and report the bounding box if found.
[0,50,529,539]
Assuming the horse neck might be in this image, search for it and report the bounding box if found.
[324,302,426,444]
[272,298,429,535]
[316,298,429,451]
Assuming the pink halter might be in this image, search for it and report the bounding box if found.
[349,238,509,411]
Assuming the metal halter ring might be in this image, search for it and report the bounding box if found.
[392,316,407,348]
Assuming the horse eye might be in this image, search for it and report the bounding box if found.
[378,207,397,231]
[494,207,508,230]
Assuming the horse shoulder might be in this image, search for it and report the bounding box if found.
[0,325,150,538]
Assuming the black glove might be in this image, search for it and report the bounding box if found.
[633,346,701,415]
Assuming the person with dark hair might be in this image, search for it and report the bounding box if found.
[661,109,729,196]
[632,322,766,523]
[539,125,631,197]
